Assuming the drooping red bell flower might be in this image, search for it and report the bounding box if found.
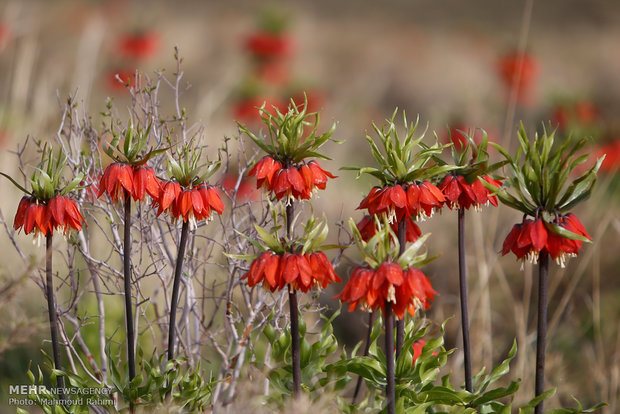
[546,213,591,267]
[357,185,409,222]
[440,175,502,210]
[405,182,445,220]
[336,262,435,319]
[502,214,591,267]
[248,156,336,201]
[14,195,85,236]
[356,215,421,243]
[242,250,340,293]
[154,181,224,223]
[98,162,160,202]
[502,218,547,264]
[132,166,161,201]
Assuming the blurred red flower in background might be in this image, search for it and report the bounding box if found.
[245,31,293,60]
[118,31,160,61]
[497,51,538,104]
[106,68,136,91]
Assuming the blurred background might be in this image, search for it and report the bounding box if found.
[0,0,619,411]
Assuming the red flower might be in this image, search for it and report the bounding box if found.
[244,32,293,59]
[358,185,408,222]
[336,262,435,319]
[546,213,591,267]
[156,180,182,216]
[497,51,538,103]
[248,157,335,201]
[248,156,283,191]
[356,215,421,243]
[106,68,136,91]
[98,163,159,203]
[155,182,224,222]
[233,96,287,123]
[502,218,547,264]
[98,163,134,202]
[439,175,502,210]
[502,214,590,267]
[242,251,340,293]
[118,31,159,61]
[405,182,445,220]
[593,139,620,173]
[221,174,259,202]
[412,340,426,364]
[14,195,85,236]
[132,166,161,201]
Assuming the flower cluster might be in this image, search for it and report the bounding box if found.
[336,262,435,319]
[356,215,421,243]
[155,182,224,222]
[243,250,340,293]
[248,156,336,201]
[98,163,160,202]
[358,182,445,222]
[439,175,502,210]
[14,195,85,236]
[502,214,591,267]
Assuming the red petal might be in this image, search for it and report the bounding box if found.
[281,253,299,284]
[190,188,205,215]
[14,196,32,230]
[297,255,313,288]
[530,219,548,251]
[502,223,521,255]
[383,262,404,286]
[390,186,407,209]
[264,253,280,288]
[207,187,225,215]
[287,167,306,194]
[132,167,147,201]
[118,164,134,194]
[48,196,66,226]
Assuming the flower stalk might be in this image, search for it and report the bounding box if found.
[123,191,136,383]
[351,311,375,404]
[535,251,549,414]
[457,207,473,392]
[384,302,395,414]
[286,201,302,398]
[46,234,66,401]
[167,220,190,361]
[395,219,406,358]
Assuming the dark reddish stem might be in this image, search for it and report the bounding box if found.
[351,311,375,404]
[46,234,66,402]
[123,192,136,384]
[286,202,301,398]
[167,220,190,361]
[384,302,395,414]
[458,207,473,392]
[535,252,549,414]
[395,219,406,359]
